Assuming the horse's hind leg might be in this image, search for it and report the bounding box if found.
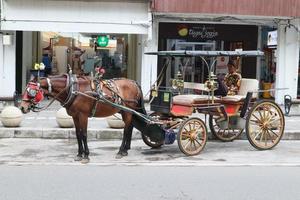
[116,113,133,159]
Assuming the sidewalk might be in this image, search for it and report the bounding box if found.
[1,99,300,140]
[0,139,300,166]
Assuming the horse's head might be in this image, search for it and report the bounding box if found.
[19,81,44,113]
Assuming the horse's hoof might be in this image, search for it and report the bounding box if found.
[74,155,83,161]
[115,151,128,159]
[81,157,90,164]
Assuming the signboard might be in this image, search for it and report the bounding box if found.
[97,35,109,47]
[267,30,277,46]
[177,24,218,39]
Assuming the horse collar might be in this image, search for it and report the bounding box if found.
[62,74,78,107]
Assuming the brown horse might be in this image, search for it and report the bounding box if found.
[20,73,147,163]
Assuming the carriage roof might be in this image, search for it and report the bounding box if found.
[145,50,264,57]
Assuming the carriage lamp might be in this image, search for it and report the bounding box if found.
[204,80,219,92]
[204,72,218,92]
[171,71,184,93]
[151,85,158,97]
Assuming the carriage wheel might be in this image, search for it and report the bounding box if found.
[141,134,163,149]
[177,117,207,156]
[246,100,285,150]
[209,115,243,142]
[141,112,164,148]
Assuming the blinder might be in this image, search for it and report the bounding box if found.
[23,82,44,104]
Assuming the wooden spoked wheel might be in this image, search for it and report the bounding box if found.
[142,134,163,149]
[177,117,207,156]
[246,100,285,150]
[209,115,243,142]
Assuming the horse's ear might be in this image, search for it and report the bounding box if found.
[31,76,38,83]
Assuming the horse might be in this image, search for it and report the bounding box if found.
[19,73,147,163]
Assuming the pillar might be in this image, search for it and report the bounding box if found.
[275,19,300,105]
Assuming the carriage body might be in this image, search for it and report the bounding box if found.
[144,50,285,156]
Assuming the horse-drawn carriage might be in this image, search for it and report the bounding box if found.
[142,50,285,156]
[20,50,285,161]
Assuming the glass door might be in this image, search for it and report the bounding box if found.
[166,39,216,86]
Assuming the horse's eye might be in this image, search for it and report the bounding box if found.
[27,88,37,97]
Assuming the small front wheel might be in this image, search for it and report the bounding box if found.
[142,134,163,149]
[177,117,207,156]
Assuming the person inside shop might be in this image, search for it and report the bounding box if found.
[215,59,242,96]
[42,53,52,76]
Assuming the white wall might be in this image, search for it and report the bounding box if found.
[275,19,300,104]
[0,32,16,97]
[1,0,149,34]
[139,21,159,100]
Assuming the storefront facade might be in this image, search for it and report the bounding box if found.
[151,0,300,104]
[0,0,153,98]
[157,22,258,85]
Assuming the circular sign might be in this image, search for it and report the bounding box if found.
[97,36,109,47]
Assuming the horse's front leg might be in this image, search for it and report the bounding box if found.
[73,116,84,161]
[116,113,133,159]
[73,115,90,163]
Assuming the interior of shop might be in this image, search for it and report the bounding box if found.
[28,32,130,80]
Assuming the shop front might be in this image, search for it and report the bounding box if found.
[0,0,151,98]
[157,22,258,87]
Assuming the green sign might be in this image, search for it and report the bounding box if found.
[97,36,109,47]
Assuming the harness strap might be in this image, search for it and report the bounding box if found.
[62,74,78,107]
[89,100,98,118]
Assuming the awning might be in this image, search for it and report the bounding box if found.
[0,0,150,34]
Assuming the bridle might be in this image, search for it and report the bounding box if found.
[22,74,76,112]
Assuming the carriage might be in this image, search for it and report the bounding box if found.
[140,50,285,156]
[20,50,285,161]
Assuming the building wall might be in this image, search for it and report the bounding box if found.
[0,32,16,97]
[1,0,150,34]
[152,0,300,17]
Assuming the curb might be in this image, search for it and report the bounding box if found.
[0,127,300,140]
[0,127,141,140]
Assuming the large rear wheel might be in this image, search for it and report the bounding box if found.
[177,117,207,156]
[246,100,285,150]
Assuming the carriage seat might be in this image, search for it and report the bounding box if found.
[171,82,218,116]
[173,94,219,106]
[217,78,259,104]
[172,82,218,106]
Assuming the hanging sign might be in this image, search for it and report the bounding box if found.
[97,36,109,47]
[267,30,277,46]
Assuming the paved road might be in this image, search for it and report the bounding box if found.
[0,165,300,200]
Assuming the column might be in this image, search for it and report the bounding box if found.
[275,19,300,105]
[138,20,158,100]
[0,32,16,98]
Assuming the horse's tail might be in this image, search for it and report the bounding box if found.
[135,82,147,115]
